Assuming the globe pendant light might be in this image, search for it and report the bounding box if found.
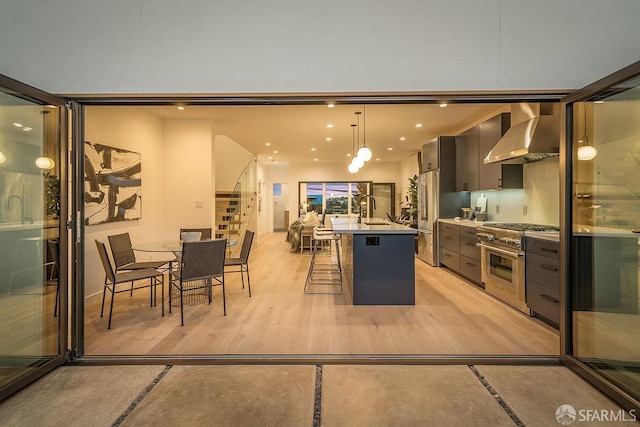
[577,103,598,161]
[348,123,359,173]
[352,155,364,169]
[356,105,372,161]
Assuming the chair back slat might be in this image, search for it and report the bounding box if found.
[95,240,117,284]
[180,228,212,240]
[180,239,226,281]
[240,230,254,263]
[108,233,136,269]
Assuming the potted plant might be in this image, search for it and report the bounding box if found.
[44,172,60,219]
[405,174,418,226]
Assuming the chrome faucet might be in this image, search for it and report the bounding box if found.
[7,195,26,223]
[357,194,376,223]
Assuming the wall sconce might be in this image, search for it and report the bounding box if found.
[0,150,6,165]
[35,156,55,169]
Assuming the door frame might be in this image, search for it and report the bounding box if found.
[559,60,640,412]
[0,74,70,401]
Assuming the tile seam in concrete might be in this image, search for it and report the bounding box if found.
[469,365,526,427]
[314,364,322,427]
[112,365,173,427]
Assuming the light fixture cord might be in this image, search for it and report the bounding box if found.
[363,104,366,147]
[351,124,356,156]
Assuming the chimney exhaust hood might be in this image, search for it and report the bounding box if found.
[484,113,560,164]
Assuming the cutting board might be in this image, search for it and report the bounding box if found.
[475,194,487,213]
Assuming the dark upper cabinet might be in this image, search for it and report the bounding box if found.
[455,125,479,192]
[421,137,439,172]
[478,113,523,190]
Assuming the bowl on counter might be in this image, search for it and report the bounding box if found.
[180,231,202,242]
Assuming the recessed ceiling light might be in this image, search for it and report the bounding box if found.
[387,147,393,151]
[327,123,333,128]
[314,158,318,162]
[399,137,406,141]
[375,158,380,161]
[177,106,185,110]
[13,123,23,128]
[346,153,351,157]
[327,103,335,108]
[265,142,271,146]
[22,127,32,132]
[273,161,278,164]
[439,103,448,108]
[273,150,278,154]
[595,100,605,104]
[268,156,273,160]
[311,148,316,151]
[325,137,332,142]
[415,123,423,128]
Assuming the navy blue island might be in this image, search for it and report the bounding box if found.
[331,218,417,305]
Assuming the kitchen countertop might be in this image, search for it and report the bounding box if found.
[526,231,560,242]
[438,218,489,229]
[331,218,417,234]
[0,220,60,231]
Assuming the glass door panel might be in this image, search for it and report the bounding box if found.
[0,85,63,398]
[571,74,640,401]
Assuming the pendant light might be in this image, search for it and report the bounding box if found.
[348,124,359,173]
[357,105,372,161]
[35,156,55,169]
[577,103,598,161]
[0,151,6,165]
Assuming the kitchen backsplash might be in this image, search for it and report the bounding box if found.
[469,159,560,226]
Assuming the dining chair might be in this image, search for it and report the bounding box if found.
[95,240,164,329]
[179,228,212,240]
[224,230,254,297]
[169,239,227,326]
[108,232,170,296]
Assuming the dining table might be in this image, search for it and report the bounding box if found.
[132,238,237,306]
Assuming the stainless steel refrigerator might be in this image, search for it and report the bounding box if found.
[417,171,438,265]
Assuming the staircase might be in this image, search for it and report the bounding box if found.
[215,159,257,256]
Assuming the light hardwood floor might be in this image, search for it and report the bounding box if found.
[83,232,560,356]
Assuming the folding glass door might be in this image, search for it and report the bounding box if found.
[567,62,640,404]
[0,77,67,400]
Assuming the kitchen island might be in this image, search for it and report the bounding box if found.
[330,218,417,305]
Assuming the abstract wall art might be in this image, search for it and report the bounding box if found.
[84,141,142,225]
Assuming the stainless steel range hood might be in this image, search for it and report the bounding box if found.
[484,104,560,164]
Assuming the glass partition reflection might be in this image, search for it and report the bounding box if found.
[571,75,640,400]
[0,89,60,391]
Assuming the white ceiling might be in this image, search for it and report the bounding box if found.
[146,103,511,165]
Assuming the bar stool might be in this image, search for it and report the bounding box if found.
[304,226,342,294]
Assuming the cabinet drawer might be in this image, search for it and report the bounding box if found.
[526,281,560,326]
[440,247,460,271]
[439,231,459,252]
[526,238,559,258]
[526,253,560,291]
[459,236,480,261]
[439,222,459,234]
[460,255,481,284]
[460,226,478,239]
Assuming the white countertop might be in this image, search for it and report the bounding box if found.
[438,218,489,229]
[0,220,60,231]
[330,218,417,234]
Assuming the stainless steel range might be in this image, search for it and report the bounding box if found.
[476,223,559,314]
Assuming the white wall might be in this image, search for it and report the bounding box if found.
[214,135,255,192]
[1,1,639,94]
[162,119,215,235]
[261,163,290,234]
[84,106,169,298]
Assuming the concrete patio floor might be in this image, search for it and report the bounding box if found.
[0,364,633,426]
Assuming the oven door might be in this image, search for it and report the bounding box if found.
[478,243,529,314]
